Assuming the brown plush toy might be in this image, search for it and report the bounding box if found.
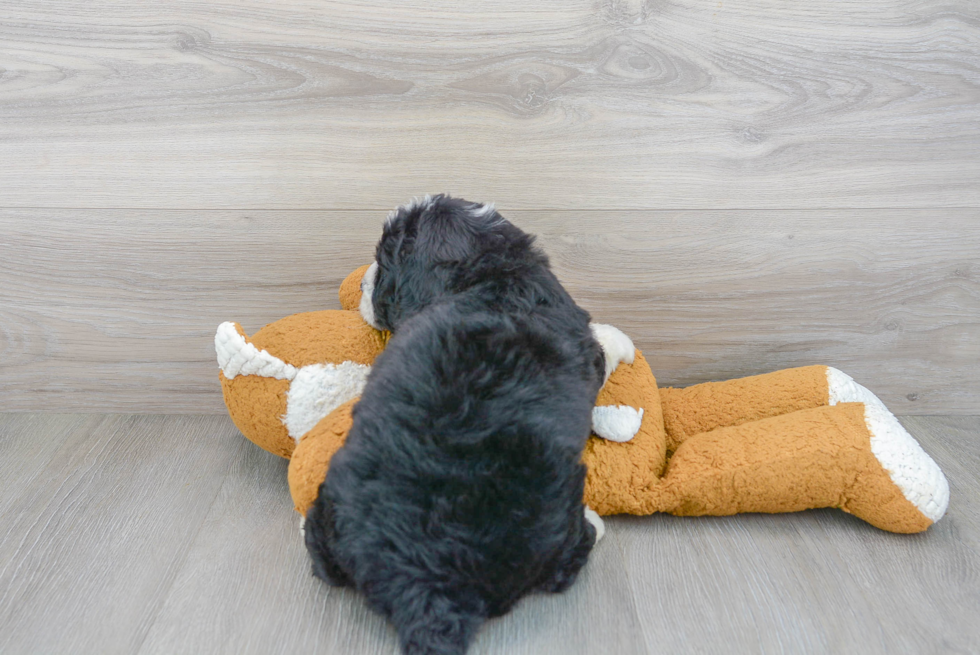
[215,266,949,534]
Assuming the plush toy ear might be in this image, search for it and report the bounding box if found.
[339,264,372,311]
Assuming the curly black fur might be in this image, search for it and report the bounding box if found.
[305,195,605,655]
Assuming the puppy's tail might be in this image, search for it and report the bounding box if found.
[392,591,484,655]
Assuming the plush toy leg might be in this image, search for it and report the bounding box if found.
[583,350,669,515]
[659,365,836,451]
[288,399,357,516]
[645,402,948,533]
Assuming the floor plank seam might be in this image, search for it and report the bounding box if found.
[608,526,655,655]
[0,415,127,588]
[130,433,248,655]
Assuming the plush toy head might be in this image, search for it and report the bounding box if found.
[216,309,386,458]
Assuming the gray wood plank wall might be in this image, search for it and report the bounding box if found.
[1,0,978,413]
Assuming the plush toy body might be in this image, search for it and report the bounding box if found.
[216,267,949,534]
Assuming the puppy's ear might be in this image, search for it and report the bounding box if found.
[377,217,407,266]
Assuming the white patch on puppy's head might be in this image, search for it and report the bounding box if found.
[468,201,508,228]
[469,201,496,218]
[387,195,436,225]
[359,261,381,329]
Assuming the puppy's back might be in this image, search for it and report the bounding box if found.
[319,305,596,653]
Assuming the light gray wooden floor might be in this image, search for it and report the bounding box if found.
[0,413,977,654]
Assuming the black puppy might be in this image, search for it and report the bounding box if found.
[304,195,606,655]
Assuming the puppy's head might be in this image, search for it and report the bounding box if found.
[362,194,519,331]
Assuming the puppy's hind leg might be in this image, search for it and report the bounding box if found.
[536,507,598,595]
[303,494,352,587]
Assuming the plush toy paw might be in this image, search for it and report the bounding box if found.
[591,405,644,442]
[587,322,648,443]
[583,349,668,515]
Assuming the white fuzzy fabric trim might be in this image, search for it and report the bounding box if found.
[299,516,306,538]
[283,362,372,441]
[592,405,644,442]
[358,261,381,329]
[826,367,949,523]
[590,323,636,382]
[215,322,297,381]
[584,506,605,544]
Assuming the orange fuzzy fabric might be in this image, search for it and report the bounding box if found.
[219,265,942,533]
[658,403,931,533]
[220,311,386,459]
[659,365,829,451]
[339,264,372,312]
[582,351,666,515]
[248,310,386,368]
[289,399,357,515]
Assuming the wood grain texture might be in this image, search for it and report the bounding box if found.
[2,208,977,413]
[0,0,977,209]
[0,414,103,520]
[135,442,403,655]
[1,414,976,654]
[615,416,980,655]
[0,415,243,654]
[900,416,980,550]
[137,433,650,655]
